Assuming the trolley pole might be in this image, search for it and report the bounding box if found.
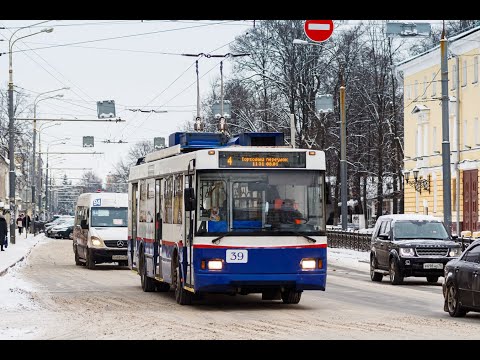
[340,78,347,230]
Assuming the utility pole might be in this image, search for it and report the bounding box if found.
[441,25,452,234]
[340,76,347,230]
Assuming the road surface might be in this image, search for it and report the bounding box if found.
[1,236,480,339]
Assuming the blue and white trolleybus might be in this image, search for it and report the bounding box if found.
[127,131,327,305]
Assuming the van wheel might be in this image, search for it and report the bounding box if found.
[85,248,95,270]
[281,290,302,304]
[173,256,192,305]
[139,250,155,292]
[74,246,82,266]
[370,255,383,282]
[389,258,403,285]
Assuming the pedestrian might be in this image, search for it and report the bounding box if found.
[17,214,24,235]
[22,214,31,234]
[0,213,8,251]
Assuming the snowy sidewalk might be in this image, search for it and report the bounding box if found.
[328,247,370,271]
[0,231,42,276]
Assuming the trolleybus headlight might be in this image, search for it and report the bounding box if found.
[301,258,317,270]
[207,259,223,270]
[91,236,103,247]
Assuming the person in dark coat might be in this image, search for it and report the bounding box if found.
[22,214,31,234]
[0,213,8,251]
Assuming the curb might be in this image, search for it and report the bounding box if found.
[0,237,41,277]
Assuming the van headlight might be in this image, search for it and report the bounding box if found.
[91,236,103,247]
[449,248,462,257]
[399,247,415,257]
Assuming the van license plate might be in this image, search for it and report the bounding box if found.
[423,263,443,269]
[112,255,128,260]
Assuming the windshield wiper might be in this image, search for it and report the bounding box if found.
[211,233,232,245]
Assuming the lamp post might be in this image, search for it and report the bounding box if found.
[8,22,53,244]
[31,91,66,231]
[37,122,62,220]
[45,141,68,220]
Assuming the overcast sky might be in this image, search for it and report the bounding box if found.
[0,20,252,185]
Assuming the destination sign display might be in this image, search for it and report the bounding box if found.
[219,151,306,168]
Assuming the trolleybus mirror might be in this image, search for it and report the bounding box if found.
[184,188,196,212]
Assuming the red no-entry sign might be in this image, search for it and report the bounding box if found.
[304,20,334,43]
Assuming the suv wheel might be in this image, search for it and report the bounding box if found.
[446,283,467,317]
[389,258,403,285]
[370,255,383,282]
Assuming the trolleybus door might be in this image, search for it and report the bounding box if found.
[154,179,163,277]
[130,183,139,269]
[185,160,196,287]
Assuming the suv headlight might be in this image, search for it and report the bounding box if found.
[399,247,415,257]
[449,248,462,257]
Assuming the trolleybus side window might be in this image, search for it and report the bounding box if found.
[173,174,183,224]
[163,176,173,224]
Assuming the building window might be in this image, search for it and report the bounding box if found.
[432,72,436,97]
[415,129,419,157]
[433,173,437,213]
[432,126,437,152]
[462,59,467,87]
[474,56,479,84]
[452,64,457,90]
[406,83,411,100]
[475,118,479,145]
[414,80,418,98]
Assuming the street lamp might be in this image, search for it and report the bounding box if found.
[7,22,53,244]
[31,90,67,230]
[45,140,68,219]
[37,122,61,220]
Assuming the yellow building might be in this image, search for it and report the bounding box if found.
[397,26,480,234]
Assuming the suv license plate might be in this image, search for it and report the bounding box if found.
[112,255,128,260]
[423,263,443,269]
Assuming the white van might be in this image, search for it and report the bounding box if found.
[73,192,128,269]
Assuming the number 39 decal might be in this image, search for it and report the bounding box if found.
[226,249,248,263]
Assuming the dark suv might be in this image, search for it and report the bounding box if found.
[370,214,462,285]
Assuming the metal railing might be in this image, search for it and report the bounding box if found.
[326,229,371,252]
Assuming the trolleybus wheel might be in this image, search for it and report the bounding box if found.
[281,290,302,304]
[173,256,192,305]
[140,250,156,292]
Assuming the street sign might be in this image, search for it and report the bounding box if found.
[83,136,94,148]
[97,100,116,119]
[315,94,334,113]
[304,20,334,43]
[154,137,165,150]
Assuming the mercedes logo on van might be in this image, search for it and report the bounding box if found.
[117,240,124,248]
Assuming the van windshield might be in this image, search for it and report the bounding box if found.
[91,207,127,227]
